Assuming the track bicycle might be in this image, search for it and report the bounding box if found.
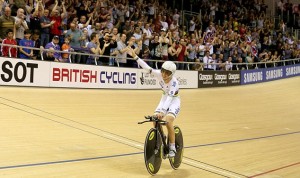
[138,115,184,175]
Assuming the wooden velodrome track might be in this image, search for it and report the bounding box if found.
[0,77,299,178]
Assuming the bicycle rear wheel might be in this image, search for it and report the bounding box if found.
[169,125,184,169]
[144,128,163,175]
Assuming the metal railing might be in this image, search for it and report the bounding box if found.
[0,43,299,71]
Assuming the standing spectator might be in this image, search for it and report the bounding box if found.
[168,41,178,62]
[86,32,104,64]
[187,38,197,70]
[1,29,17,58]
[30,0,44,33]
[31,30,41,60]
[149,34,162,64]
[203,50,214,70]
[19,29,34,59]
[126,36,141,67]
[224,56,233,71]
[142,23,153,47]
[99,32,117,65]
[159,28,170,61]
[116,33,129,66]
[15,8,29,43]
[40,9,55,47]
[61,36,72,63]
[176,38,188,70]
[160,15,169,31]
[0,7,15,42]
[65,22,83,63]
[116,4,126,24]
[189,16,196,35]
[50,0,67,43]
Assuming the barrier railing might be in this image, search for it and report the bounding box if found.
[0,43,299,71]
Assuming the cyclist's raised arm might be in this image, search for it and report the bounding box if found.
[128,48,154,74]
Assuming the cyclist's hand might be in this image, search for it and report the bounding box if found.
[155,112,165,120]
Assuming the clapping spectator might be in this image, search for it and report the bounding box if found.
[40,8,55,46]
[15,8,29,43]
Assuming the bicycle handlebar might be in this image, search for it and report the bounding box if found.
[138,115,168,125]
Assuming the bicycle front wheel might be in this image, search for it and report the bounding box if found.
[144,128,163,175]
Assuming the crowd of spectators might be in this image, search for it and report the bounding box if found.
[0,0,299,70]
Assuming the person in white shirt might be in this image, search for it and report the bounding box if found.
[224,56,233,71]
[203,50,214,70]
[15,8,29,41]
[142,23,153,46]
[129,48,180,158]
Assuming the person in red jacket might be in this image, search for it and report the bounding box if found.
[1,29,17,58]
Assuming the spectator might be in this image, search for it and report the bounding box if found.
[65,22,83,63]
[86,32,104,64]
[187,38,197,70]
[31,30,41,60]
[168,41,178,62]
[1,29,17,57]
[176,38,188,70]
[0,0,9,16]
[0,7,15,42]
[45,35,62,61]
[98,32,117,66]
[49,0,67,42]
[224,56,233,71]
[61,36,72,63]
[142,23,153,47]
[40,8,55,46]
[15,8,29,43]
[19,29,34,59]
[203,50,214,70]
[116,33,130,67]
[30,0,44,33]
[126,36,141,67]
[159,28,170,61]
[42,47,57,61]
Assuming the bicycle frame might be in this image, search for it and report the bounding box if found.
[138,116,170,156]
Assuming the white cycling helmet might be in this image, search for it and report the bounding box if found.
[161,61,176,76]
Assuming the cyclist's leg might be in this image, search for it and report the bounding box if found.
[165,114,175,144]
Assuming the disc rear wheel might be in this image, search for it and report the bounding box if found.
[169,126,184,169]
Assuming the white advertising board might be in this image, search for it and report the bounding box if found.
[49,63,138,89]
[0,57,50,87]
[137,69,198,89]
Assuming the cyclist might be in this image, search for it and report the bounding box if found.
[129,48,180,157]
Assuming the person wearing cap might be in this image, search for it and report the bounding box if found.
[45,35,62,61]
[19,29,34,59]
